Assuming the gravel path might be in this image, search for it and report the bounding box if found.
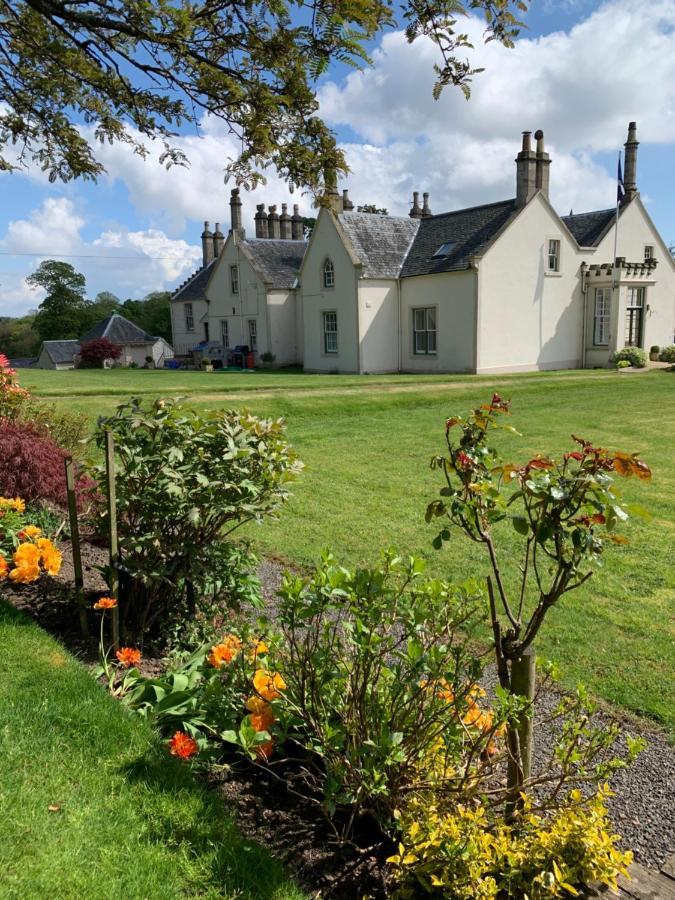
[257,557,675,870]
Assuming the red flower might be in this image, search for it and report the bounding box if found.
[168,731,199,759]
[456,451,473,470]
[115,646,141,667]
[564,451,584,462]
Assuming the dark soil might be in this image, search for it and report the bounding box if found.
[3,541,673,895]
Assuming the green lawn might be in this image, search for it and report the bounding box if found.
[0,600,305,900]
[23,367,675,728]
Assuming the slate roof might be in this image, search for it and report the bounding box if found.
[400,199,518,278]
[561,208,617,247]
[81,313,157,345]
[41,340,80,364]
[171,260,216,303]
[242,239,307,288]
[337,213,420,278]
[8,357,35,368]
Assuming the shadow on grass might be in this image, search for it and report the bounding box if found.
[121,751,303,899]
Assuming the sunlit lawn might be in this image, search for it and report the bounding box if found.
[24,367,675,728]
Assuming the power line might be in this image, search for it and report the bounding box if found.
[0,250,200,261]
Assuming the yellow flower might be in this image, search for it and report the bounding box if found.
[18,525,42,539]
[248,639,269,660]
[9,564,40,584]
[36,538,62,576]
[253,669,286,701]
[13,542,39,568]
[9,498,25,513]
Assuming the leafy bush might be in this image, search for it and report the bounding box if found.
[610,346,647,368]
[616,359,631,369]
[658,344,675,363]
[78,337,122,367]
[0,421,91,509]
[0,353,30,421]
[388,787,632,899]
[22,399,89,455]
[90,398,301,645]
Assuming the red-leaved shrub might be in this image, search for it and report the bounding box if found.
[0,421,93,509]
[79,338,122,367]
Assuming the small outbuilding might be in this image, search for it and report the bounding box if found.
[80,313,174,367]
[35,340,81,370]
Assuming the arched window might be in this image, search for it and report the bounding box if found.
[323,258,335,288]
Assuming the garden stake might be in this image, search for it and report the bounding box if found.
[105,428,120,649]
[64,455,88,639]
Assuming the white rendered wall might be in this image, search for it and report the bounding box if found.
[267,290,300,366]
[206,237,268,355]
[478,195,584,373]
[170,297,208,355]
[300,212,360,373]
[399,271,476,373]
[358,280,398,373]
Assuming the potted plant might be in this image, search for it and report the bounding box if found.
[650,345,660,361]
[201,357,214,373]
[144,354,155,369]
[260,351,276,368]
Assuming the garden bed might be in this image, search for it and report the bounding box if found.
[2,539,673,895]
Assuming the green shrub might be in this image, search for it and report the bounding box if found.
[23,399,89,455]
[616,359,631,369]
[658,344,675,363]
[90,398,301,646]
[610,346,647,367]
[388,787,632,899]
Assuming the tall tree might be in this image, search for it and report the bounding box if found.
[0,0,529,190]
[121,291,172,342]
[0,314,41,357]
[28,260,89,341]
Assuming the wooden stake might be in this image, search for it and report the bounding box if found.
[104,429,120,648]
[64,456,88,639]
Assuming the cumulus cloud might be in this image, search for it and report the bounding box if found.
[0,198,202,317]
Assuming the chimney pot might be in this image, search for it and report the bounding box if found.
[201,221,214,267]
[521,131,532,152]
[422,192,432,217]
[623,121,639,202]
[342,189,354,212]
[409,191,422,219]
[291,203,304,240]
[280,203,292,239]
[255,203,268,239]
[534,129,551,199]
[229,187,245,238]
[268,204,280,239]
[213,222,224,258]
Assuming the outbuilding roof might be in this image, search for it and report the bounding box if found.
[400,199,518,278]
[40,340,80,364]
[80,313,157,345]
[561,208,617,247]
[241,239,308,288]
[337,212,420,278]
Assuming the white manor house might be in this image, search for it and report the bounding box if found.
[171,123,675,374]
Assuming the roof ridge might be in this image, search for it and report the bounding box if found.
[562,208,615,219]
[424,198,515,221]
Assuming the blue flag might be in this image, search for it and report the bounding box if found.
[617,153,625,204]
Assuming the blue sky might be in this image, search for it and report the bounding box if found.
[2,0,675,316]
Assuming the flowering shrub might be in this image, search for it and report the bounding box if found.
[610,346,647,368]
[90,398,301,645]
[388,787,632,898]
[0,353,30,421]
[78,337,122,367]
[0,421,92,509]
[0,498,62,583]
[658,344,675,363]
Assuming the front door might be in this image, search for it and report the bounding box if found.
[624,287,644,347]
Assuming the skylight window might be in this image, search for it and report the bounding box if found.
[432,241,455,258]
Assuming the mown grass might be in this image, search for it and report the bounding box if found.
[24,367,675,728]
[0,600,305,900]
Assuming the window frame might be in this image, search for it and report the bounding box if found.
[221,319,229,348]
[412,306,437,356]
[593,287,611,347]
[230,264,240,295]
[323,258,335,289]
[184,302,194,332]
[247,318,257,352]
[546,238,561,273]
[322,310,338,354]
[644,245,654,261]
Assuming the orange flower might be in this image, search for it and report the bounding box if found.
[253,669,287,701]
[168,731,199,759]
[115,647,141,668]
[18,525,41,539]
[0,555,8,578]
[207,634,242,668]
[9,564,40,583]
[10,497,25,513]
[93,596,118,610]
[248,639,269,660]
[247,696,276,733]
[38,540,62,576]
[255,740,275,761]
[13,542,39,568]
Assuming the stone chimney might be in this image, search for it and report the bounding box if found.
[201,221,213,267]
[534,129,551,199]
[229,188,245,237]
[213,223,224,258]
[623,121,639,203]
[409,191,423,219]
[255,203,268,239]
[515,131,537,207]
[280,203,292,239]
[268,205,280,239]
[291,204,304,240]
[324,167,342,213]
[422,192,432,217]
[342,189,354,212]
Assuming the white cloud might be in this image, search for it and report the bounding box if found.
[0,198,202,316]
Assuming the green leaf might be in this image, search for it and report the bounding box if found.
[512,516,529,535]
